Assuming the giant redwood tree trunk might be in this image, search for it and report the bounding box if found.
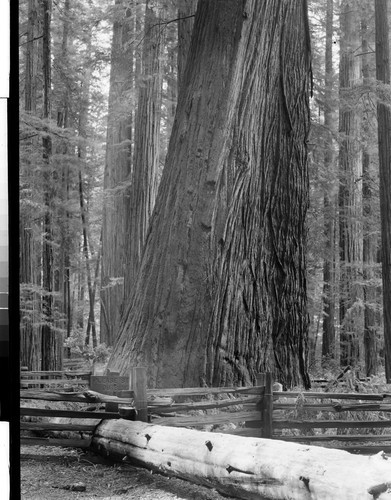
[108,0,259,387]
[101,1,134,346]
[108,0,311,389]
[375,0,391,382]
[205,2,311,389]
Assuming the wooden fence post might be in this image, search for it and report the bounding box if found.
[256,373,265,435]
[256,373,265,393]
[256,372,273,438]
[129,367,148,422]
[262,372,273,438]
[21,366,29,390]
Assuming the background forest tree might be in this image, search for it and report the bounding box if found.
[19,0,391,388]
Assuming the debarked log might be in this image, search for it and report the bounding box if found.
[91,419,391,500]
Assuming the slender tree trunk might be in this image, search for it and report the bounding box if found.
[77,266,85,331]
[125,0,162,295]
[79,169,96,349]
[322,0,336,365]
[20,0,42,370]
[374,0,391,381]
[84,234,101,349]
[56,0,72,357]
[361,9,378,376]
[24,0,40,114]
[91,240,101,348]
[206,1,311,389]
[101,1,134,346]
[41,0,62,371]
[79,168,98,349]
[338,0,363,369]
[77,28,97,349]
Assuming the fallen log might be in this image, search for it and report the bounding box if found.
[91,420,391,499]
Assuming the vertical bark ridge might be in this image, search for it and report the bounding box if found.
[206,1,311,389]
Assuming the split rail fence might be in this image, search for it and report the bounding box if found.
[20,368,391,454]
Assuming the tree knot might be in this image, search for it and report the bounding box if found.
[300,476,310,491]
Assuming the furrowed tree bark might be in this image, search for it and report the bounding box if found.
[374,0,391,382]
[91,420,391,500]
[177,0,197,90]
[164,17,177,137]
[108,0,260,387]
[338,0,363,369]
[100,1,134,346]
[205,1,311,389]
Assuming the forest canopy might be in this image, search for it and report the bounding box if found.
[19,0,391,389]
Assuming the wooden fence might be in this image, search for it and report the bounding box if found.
[20,368,136,449]
[20,366,91,390]
[20,369,391,454]
[147,372,272,437]
[271,390,391,454]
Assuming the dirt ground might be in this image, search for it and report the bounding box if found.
[20,445,237,500]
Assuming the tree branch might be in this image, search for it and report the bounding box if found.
[150,14,196,29]
[19,34,44,47]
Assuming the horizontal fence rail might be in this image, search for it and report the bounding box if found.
[19,369,391,454]
[20,367,135,449]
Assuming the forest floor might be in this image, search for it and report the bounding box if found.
[20,394,240,499]
[20,445,235,500]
